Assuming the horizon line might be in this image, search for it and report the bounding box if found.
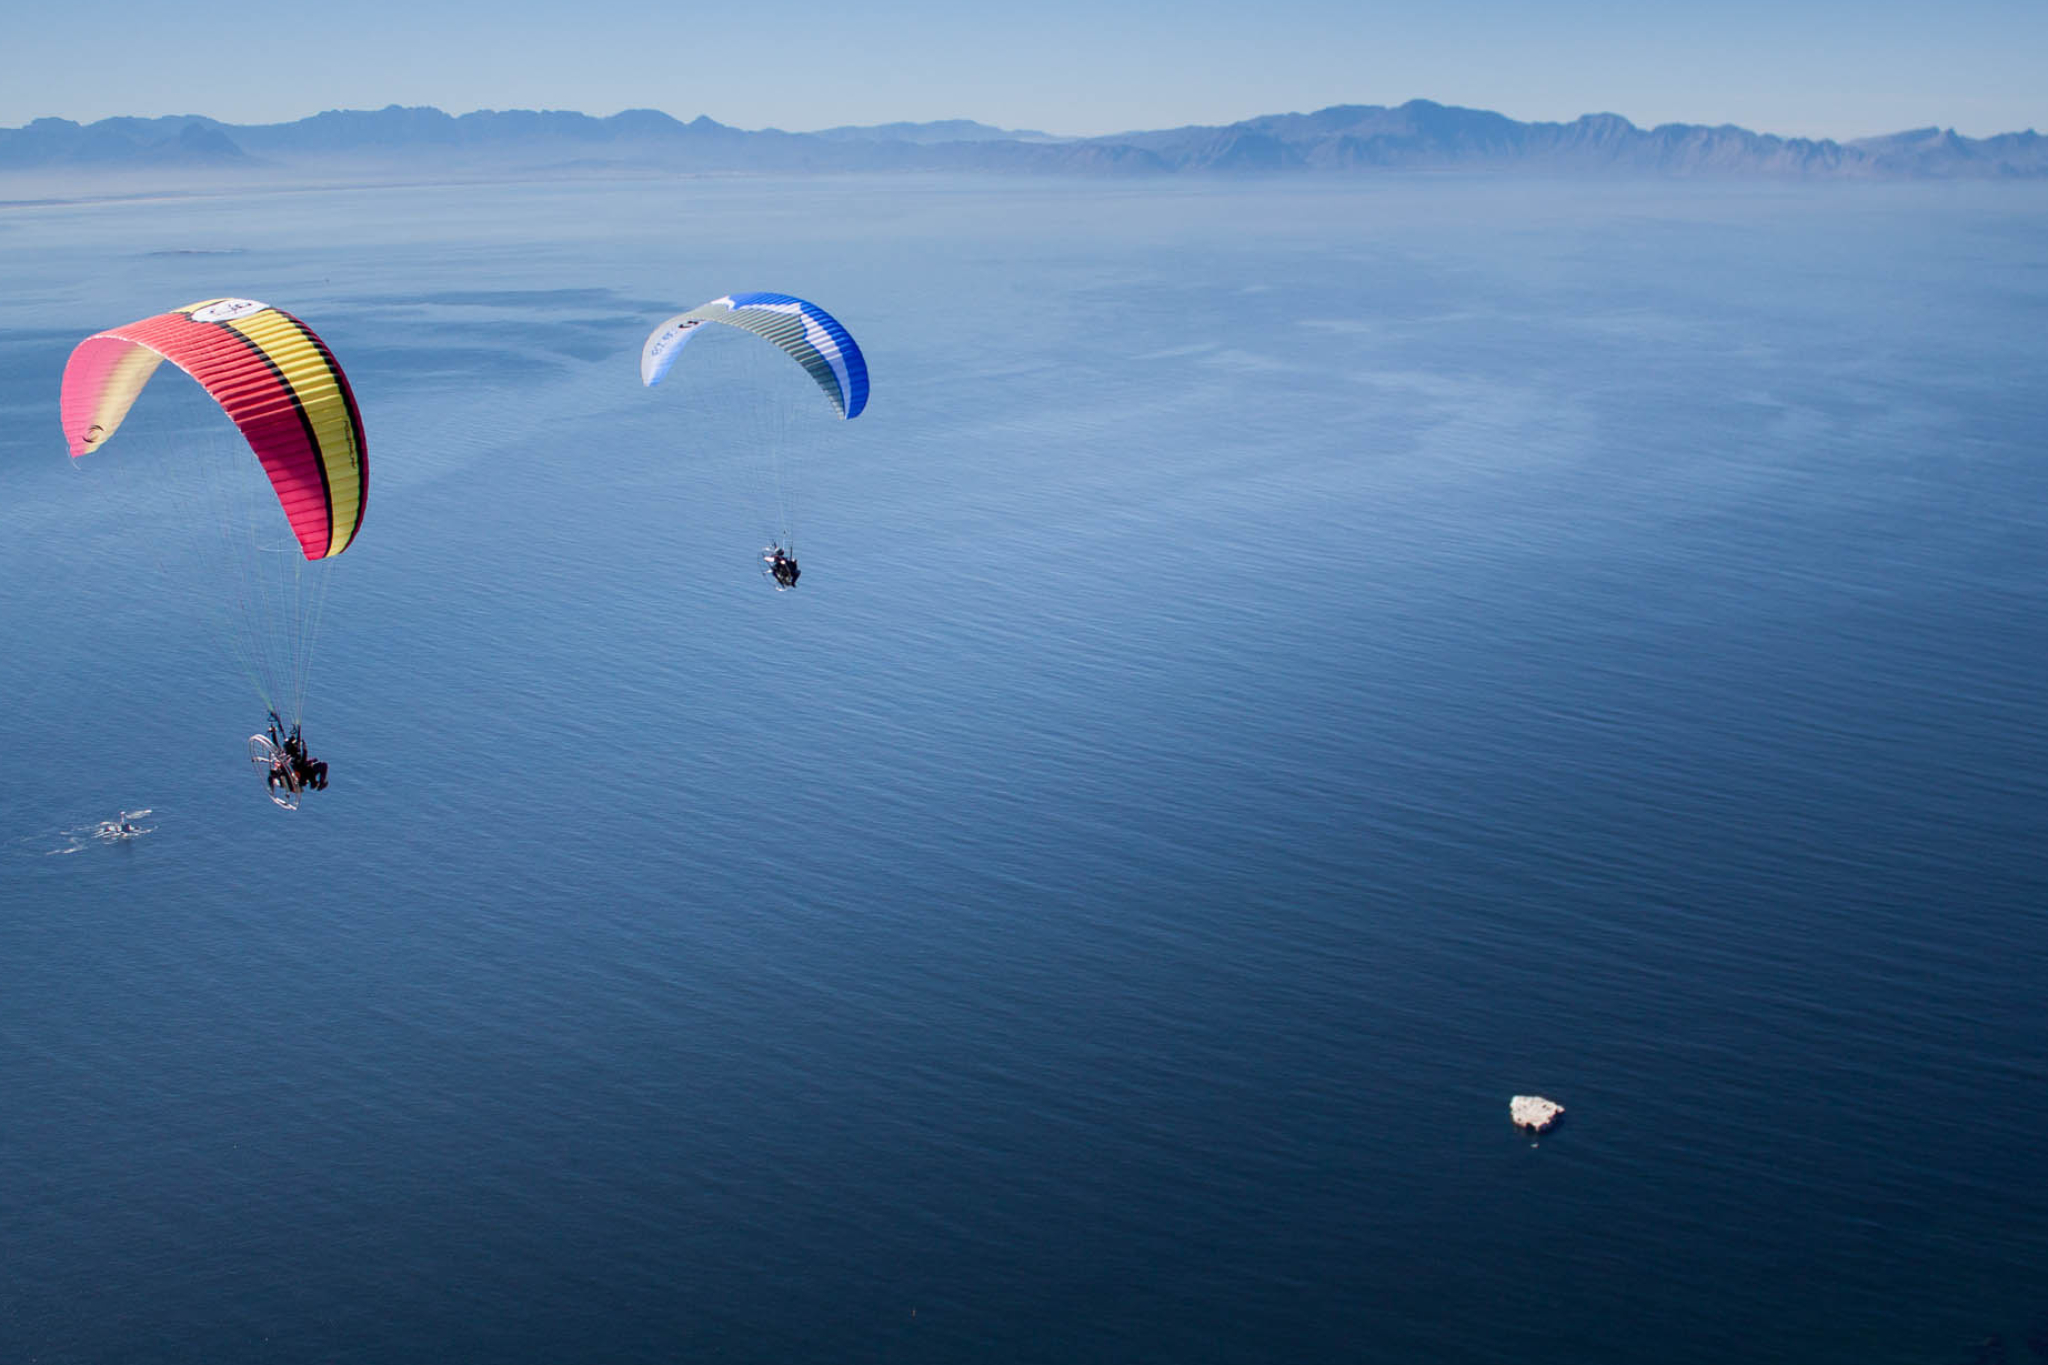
[3,99,2039,147]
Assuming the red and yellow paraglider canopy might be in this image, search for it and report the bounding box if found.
[60,298,367,559]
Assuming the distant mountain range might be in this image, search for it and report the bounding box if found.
[803,119,1065,145]
[2,100,2042,180]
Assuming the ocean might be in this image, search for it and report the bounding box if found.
[2,173,2044,1363]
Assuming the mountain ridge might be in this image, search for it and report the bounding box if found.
[2,100,2041,179]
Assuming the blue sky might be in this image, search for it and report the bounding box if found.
[10,0,2044,138]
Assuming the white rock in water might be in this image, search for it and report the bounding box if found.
[1510,1095,1564,1132]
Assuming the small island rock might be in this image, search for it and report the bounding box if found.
[1510,1095,1564,1132]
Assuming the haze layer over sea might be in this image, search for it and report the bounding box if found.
[2,172,2044,1364]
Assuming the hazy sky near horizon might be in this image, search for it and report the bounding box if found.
[8,0,2043,139]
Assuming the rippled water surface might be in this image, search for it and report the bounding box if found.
[3,175,2045,1363]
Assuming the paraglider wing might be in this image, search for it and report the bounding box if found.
[640,292,868,419]
[60,298,367,559]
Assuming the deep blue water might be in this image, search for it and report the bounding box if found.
[2,175,2045,1364]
